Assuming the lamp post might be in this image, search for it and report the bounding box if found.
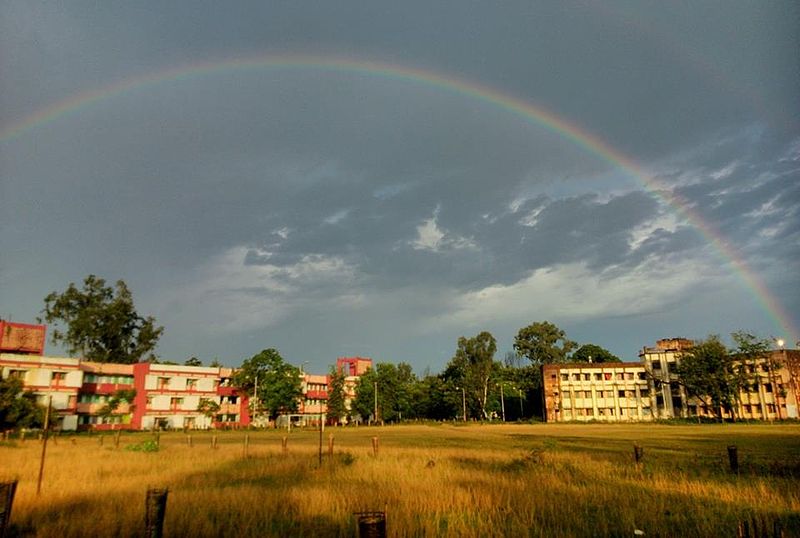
[455,387,466,421]
[518,388,524,419]
[500,384,505,422]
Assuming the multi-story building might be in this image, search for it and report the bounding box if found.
[543,339,799,422]
[1,353,82,430]
[131,362,249,430]
[0,324,251,431]
[336,357,373,421]
[641,338,799,420]
[542,362,652,422]
[300,372,329,417]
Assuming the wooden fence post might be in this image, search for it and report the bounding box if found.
[727,445,739,475]
[212,435,217,449]
[0,480,18,538]
[372,436,379,457]
[187,435,192,448]
[145,488,168,538]
[114,430,121,448]
[633,444,643,465]
[328,433,334,458]
[282,436,288,454]
[244,434,249,457]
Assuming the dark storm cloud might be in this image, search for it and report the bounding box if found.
[1,1,798,367]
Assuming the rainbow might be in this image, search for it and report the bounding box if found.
[1,53,795,342]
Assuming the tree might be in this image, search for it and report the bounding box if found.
[97,389,136,427]
[326,367,347,424]
[352,367,378,422]
[674,336,741,421]
[572,344,619,364]
[197,398,221,426]
[233,349,302,421]
[443,331,499,419]
[0,376,44,431]
[184,357,203,367]
[352,362,417,423]
[39,275,163,363]
[513,321,577,366]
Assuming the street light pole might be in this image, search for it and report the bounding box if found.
[500,384,506,422]
[460,387,467,422]
[518,388,524,418]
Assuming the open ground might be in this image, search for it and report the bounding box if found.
[2,423,799,537]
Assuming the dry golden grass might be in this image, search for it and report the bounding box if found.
[2,423,799,537]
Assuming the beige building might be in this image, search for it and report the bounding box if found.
[543,362,652,422]
[543,339,799,422]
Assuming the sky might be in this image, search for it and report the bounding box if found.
[1,2,798,373]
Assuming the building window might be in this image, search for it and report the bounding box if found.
[52,372,66,384]
[618,390,626,398]
[158,377,170,389]
[638,372,647,380]
[765,383,773,393]
[170,397,184,408]
[186,379,198,390]
[583,373,590,381]
[594,373,602,381]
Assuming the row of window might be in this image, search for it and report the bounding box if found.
[560,372,646,382]
[562,408,653,418]
[84,374,134,384]
[565,389,651,399]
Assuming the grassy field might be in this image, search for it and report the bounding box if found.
[1,423,799,537]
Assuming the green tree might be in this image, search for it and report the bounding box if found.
[326,366,347,424]
[513,321,577,366]
[39,275,163,363]
[233,349,302,421]
[674,336,742,421]
[352,362,417,423]
[572,344,619,363]
[443,331,499,419]
[97,389,136,426]
[352,367,378,422]
[197,398,221,426]
[0,376,44,431]
[184,357,203,367]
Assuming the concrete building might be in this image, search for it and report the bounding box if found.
[543,362,652,422]
[641,338,799,420]
[0,352,251,431]
[543,339,799,422]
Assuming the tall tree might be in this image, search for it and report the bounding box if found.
[674,336,742,421]
[572,344,619,363]
[513,321,577,366]
[352,362,417,423]
[39,275,163,363]
[443,331,499,419]
[233,349,302,421]
[326,366,347,424]
[0,376,44,431]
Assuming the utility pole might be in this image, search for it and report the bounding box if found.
[37,396,52,495]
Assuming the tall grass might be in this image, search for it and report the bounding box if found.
[2,423,799,536]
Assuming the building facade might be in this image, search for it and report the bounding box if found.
[543,362,653,422]
[0,352,251,431]
[543,338,800,422]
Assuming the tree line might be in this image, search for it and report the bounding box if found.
[0,275,785,429]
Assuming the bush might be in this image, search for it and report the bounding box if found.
[125,440,159,452]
